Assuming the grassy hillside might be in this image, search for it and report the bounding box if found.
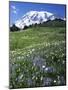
[9,27,66,88]
[10,27,65,50]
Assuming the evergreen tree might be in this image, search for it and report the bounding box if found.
[10,24,20,32]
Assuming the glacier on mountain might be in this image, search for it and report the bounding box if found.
[15,11,57,29]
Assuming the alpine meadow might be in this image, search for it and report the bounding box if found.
[9,2,66,89]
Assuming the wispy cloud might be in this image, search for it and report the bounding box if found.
[11,5,18,14]
[13,10,17,14]
[11,5,16,9]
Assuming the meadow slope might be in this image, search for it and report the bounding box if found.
[9,27,66,88]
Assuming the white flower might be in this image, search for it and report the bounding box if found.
[46,43,48,46]
[62,60,65,64]
[36,77,38,80]
[32,76,35,79]
[18,68,20,71]
[42,65,45,69]
[33,63,35,66]
[19,74,24,79]
[21,56,24,59]
[32,49,35,52]
[17,56,21,59]
[41,76,43,81]
[54,80,56,83]
[27,54,29,57]
[45,67,48,71]
[29,51,32,54]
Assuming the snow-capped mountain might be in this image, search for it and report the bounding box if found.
[15,11,58,29]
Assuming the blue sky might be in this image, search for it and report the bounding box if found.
[9,1,66,26]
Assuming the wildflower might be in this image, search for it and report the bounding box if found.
[42,65,45,69]
[52,56,54,59]
[45,67,55,73]
[62,53,64,57]
[54,80,56,83]
[21,56,24,59]
[62,60,65,64]
[29,50,32,54]
[32,48,35,52]
[45,67,48,71]
[32,66,34,70]
[41,76,43,81]
[19,74,24,79]
[32,76,35,79]
[18,68,20,71]
[46,43,48,47]
[33,63,36,66]
[58,59,60,62]
[17,56,21,59]
[27,54,29,57]
[36,77,38,80]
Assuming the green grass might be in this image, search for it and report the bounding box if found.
[9,26,66,89]
[10,27,65,50]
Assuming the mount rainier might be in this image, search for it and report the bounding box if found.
[15,11,62,29]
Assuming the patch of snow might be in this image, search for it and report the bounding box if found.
[15,10,57,29]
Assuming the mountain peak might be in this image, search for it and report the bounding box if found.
[15,10,58,29]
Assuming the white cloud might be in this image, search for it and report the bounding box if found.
[11,5,18,14]
[11,5,16,10]
[13,10,17,14]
